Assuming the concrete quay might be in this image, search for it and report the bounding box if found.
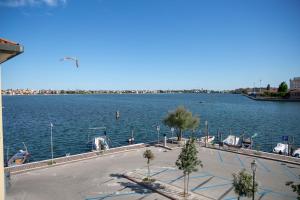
[5,143,146,174]
[6,145,300,200]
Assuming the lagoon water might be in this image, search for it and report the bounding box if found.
[3,94,300,162]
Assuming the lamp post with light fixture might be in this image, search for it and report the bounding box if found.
[251,160,257,200]
[171,127,174,144]
[156,125,160,145]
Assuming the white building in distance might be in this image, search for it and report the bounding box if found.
[290,77,300,90]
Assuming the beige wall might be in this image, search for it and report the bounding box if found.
[0,66,5,200]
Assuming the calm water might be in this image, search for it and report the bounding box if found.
[3,94,300,162]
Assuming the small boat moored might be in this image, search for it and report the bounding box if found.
[127,130,135,144]
[273,143,289,155]
[223,135,240,147]
[292,148,300,158]
[92,136,109,151]
[8,143,30,167]
[200,136,215,144]
[87,127,110,151]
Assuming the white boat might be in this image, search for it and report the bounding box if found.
[200,136,215,144]
[292,148,300,158]
[127,130,135,144]
[92,136,109,151]
[223,135,240,147]
[8,143,30,167]
[273,143,289,154]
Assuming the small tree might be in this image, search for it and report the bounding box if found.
[278,82,288,93]
[266,84,270,91]
[233,169,258,200]
[163,106,199,141]
[143,149,154,180]
[176,137,203,197]
[286,176,300,200]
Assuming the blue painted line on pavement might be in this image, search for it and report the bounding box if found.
[218,151,223,163]
[168,175,184,184]
[86,191,145,200]
[236,154,245,168]
[282,165,298,180]
[151,168,169,177]
[260,187,296,198]
[256,158,271,172]
[224,197,238,200]
[208,174,231,182]
[166,172,210,183]
[193,183,232,191]
[190,174,211,179]
[191,176,214,192]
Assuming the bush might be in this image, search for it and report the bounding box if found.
[142,177,156,183]
[47,161,56,165]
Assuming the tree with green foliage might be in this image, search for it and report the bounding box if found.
[176,137,203,197]
[286,176,300,200]
[278,82,288,93]
[163,106,200,141]
[266,84,270,91]
[143,149,154,179]
[232,169,258,200]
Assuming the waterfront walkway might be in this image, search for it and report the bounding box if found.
[6,145,299,200]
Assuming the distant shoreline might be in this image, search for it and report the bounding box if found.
[243,94,300,102]
[2,92,236,96]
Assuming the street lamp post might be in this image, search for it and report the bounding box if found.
[251,160,257,200]
[156,125,160,145]
[205,120,208,147]
[50,123,54,164]
[171,127,174,144]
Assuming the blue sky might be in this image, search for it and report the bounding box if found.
[1,0,300,90]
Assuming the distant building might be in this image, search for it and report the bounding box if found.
[290,77,300,90]
[289,89,300,100]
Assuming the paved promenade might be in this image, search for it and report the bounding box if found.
[6,146,300,200]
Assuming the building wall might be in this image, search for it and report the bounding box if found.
[290,77,300,90]
[290,90,300,99]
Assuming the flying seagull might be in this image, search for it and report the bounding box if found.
[60,57,79,68]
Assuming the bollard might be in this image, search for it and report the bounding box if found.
[164,134,167,147]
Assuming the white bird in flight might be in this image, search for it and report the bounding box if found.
[60,57,79,68]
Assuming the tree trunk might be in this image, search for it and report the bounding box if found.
[237,196,240,200]
[183,173,186,197]
[147,160,150,178]
[187,173,190,195]
[178,129,182,141]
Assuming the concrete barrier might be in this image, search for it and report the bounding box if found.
[5,143,146,174]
